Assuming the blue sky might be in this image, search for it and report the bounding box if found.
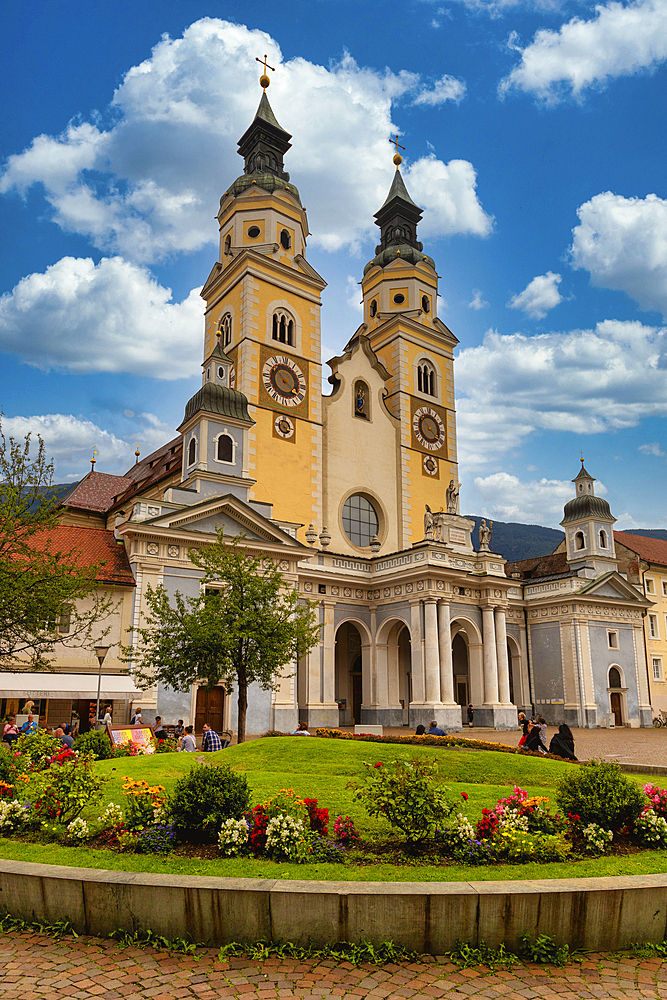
[2,0,667,529]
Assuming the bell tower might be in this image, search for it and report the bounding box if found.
[200,59,326,543]
[356,142,460,547]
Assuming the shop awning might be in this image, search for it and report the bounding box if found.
[0,673,143,699]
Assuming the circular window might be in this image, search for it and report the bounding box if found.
[247,225,261,238]
[342,494,379,547]
[280,229,291,249]
[421,295,430,313]
[393,293,405,305]
[370,299,377,318]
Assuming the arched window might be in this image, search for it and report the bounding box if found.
[599,529,607,548]
[224,233,232,255]
[217,434,233,463]
[369,299,378,318]
[272,310,294,346]
[417,360,436,397]
[609,667,622,689]
[280,228,291,250]
[342,494,379,548]
[188,437,196,467]
[421,295,430,313]
[219,313,232,347]
[575,531,585,550]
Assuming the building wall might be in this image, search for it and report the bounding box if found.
[529,622,564,723]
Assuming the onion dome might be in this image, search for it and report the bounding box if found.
[561,493,614,524]
[183,383,252,424]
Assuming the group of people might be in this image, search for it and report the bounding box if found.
[518,712,577,760]
[2,714,74,748]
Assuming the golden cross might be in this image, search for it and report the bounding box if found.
[256,54,276,90]
[391,134,406,156]
[580,450,585,464]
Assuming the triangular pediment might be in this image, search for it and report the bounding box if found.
[141,494,304,548]
[576,571,649,604]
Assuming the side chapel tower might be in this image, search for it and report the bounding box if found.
[200,69,326,543]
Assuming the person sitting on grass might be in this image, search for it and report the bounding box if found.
[291,722,311,735]
[549,723,577,760]
[427,720,445,736]
[524,723,548,755]
[178,726,196,752]
[201,723,222,752]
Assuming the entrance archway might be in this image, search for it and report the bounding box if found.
[608,665,625,726]
[375,617,412,726]
[450,616,484,723]
[335,622,363,726]
[453,633,469,712]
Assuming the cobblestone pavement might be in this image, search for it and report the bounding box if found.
[3,933,667,999]
[356,726,667,769]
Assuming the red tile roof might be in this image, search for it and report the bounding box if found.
[111,437,182,508]
[505,550,570,580]
[30,525,135,586]
[60,471,133,513]
[614,531,667,568]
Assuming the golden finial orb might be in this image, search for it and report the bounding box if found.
[393,152,403,167]
[390,134,406,169]
[256,54,275,91]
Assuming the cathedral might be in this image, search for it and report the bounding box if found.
[7,72,655,735]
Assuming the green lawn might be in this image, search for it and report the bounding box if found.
[1,737,664,883]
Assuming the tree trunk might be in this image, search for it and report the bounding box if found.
[237,675,248,745]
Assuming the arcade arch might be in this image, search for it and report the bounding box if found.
[334,620,371,727]
[450,616,484,720]
[375,616,412,727]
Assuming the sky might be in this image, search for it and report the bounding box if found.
[1,0,667,531]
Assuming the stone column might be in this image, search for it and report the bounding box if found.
[423,598,441,705]
[495,607,512,705]
[438,601,455,704]
[482,606,500,705]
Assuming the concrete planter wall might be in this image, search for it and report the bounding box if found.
[2,860,667,951]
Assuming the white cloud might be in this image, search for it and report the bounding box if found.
[2,414,130,476]
[570,192,667,316]
[0,20,489,262]
[422,0,564,16]
[469,289,490,310]
[639,441,666,456]
[346,275,362,313]
[0,256,202,378]
[470,471,574,524]
[508,271,562,319]
[405,156,494,239]
[413,75,466,105]
[455,319,667,470]
[500,0,667,103]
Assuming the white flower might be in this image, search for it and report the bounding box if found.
[0,800,30,832]
[635,811,667,846]
[218,818,249,856]
[582,822,613,853]
[101,802,124,827]
[265,815,310,861]
[441,813,476,846]
[497,810,529,833]
[67,817,90,841]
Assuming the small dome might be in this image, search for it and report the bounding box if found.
[224,172,301,206]
[561,493,613,524]
[363,243,436,274]
[183,383,252,424]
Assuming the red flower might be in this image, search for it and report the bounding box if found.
[373,762,383,768]
[461,792,468,801]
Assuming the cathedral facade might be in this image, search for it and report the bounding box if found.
[10,80,654,734]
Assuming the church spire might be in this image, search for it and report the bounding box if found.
[236,58,292,181]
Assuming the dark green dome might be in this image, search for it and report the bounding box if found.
[224,173,301,206]
[562,494,613,524]
[183,383,252,424]
[364,243,435,274]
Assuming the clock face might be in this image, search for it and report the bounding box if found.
[262,355,307,407]
[413,406,446,452]
[423,455,438,476]
[274,414,295,439]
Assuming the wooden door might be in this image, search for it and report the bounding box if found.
[195,688,225,733]
[611,692,623,727]
[352,674,362,725]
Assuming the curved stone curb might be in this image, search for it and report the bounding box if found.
[2,860,667,952]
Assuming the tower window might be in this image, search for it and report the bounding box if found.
[369,299,378,318]
[224,233,232,255]
[217,434,233,463]
[608,630,619,649]
[219,313,232,347]
[393,293,405,305]
[280,229,291,250]
[342,494,379,548]
[417,360,436,397]
[421,295,430,313]
[247,225,261,239]
[599,529,607,548]
[272,310,295,346]
[575,531,585,550]
[206,367,211,382]
[188,437,196,467]
[218,366,226,383]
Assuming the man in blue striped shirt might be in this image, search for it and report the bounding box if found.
[201,723,222,752]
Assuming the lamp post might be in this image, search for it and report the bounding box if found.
[94,645,110,729]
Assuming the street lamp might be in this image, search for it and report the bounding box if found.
[94,645,110,729]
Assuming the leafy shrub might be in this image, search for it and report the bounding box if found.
[122,779,167,830]
[309,836,347,863]
[494,828,570,863]
[73,730,112,760]
[168,762,250,842]
[154,737,178,754]
[135,823,176,854]
[556,761,645,831]
[350,758,454,842]
[27,751,105,823]
[635,810,667,847]
[14,731,61,770]
[219,817,250,856]
[0,749,19,788]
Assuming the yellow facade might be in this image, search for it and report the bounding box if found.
[641,567,667,716]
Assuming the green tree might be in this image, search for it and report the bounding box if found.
[128,531,321,743]
[0,422,115,668]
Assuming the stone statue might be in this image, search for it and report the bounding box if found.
[446,480,460,515]
[479,518,492,551]
[433,509,447,542]
[424,504,435,540]
[356,385,366,415]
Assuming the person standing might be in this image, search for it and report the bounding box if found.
[518,712,531,746]
[102,706,112,727]
[467,704,475,728]
[201,723,222,752]
[131,708,143,725]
